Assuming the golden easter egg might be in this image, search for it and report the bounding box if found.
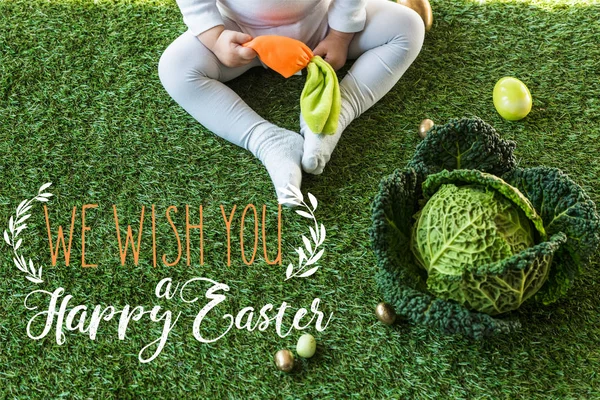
[274,349,295,372]
[419,118,435,138]
[375,302,397,325]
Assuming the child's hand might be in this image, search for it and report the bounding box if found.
[313,29,355,71]
[198,26,257,68]
[213,30,258,67]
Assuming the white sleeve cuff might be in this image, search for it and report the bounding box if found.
[327,0,367,33]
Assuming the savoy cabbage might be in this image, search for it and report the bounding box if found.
[370,117,600,338]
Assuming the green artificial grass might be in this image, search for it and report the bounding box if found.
[1,0,600,398]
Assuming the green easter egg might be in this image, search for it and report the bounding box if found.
[296,334,317,358]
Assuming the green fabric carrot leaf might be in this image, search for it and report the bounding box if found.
[301,55,341,135]
[243,35,340,135]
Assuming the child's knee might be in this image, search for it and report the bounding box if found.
[359,0,425,61]
[158,47,178,90]
[387,6,425,60]
[404,8,426,50]
[158,34,218,92]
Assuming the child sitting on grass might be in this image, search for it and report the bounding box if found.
[159,0,424,204]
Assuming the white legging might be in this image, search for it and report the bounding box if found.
[159,0,425,153]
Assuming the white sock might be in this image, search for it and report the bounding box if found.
[300,85,356,175]
[247,124,304,205]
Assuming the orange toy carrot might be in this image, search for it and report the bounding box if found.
[243,35,341,135]
[243,35,313,78]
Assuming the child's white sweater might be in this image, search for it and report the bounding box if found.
[176,0,367,36]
